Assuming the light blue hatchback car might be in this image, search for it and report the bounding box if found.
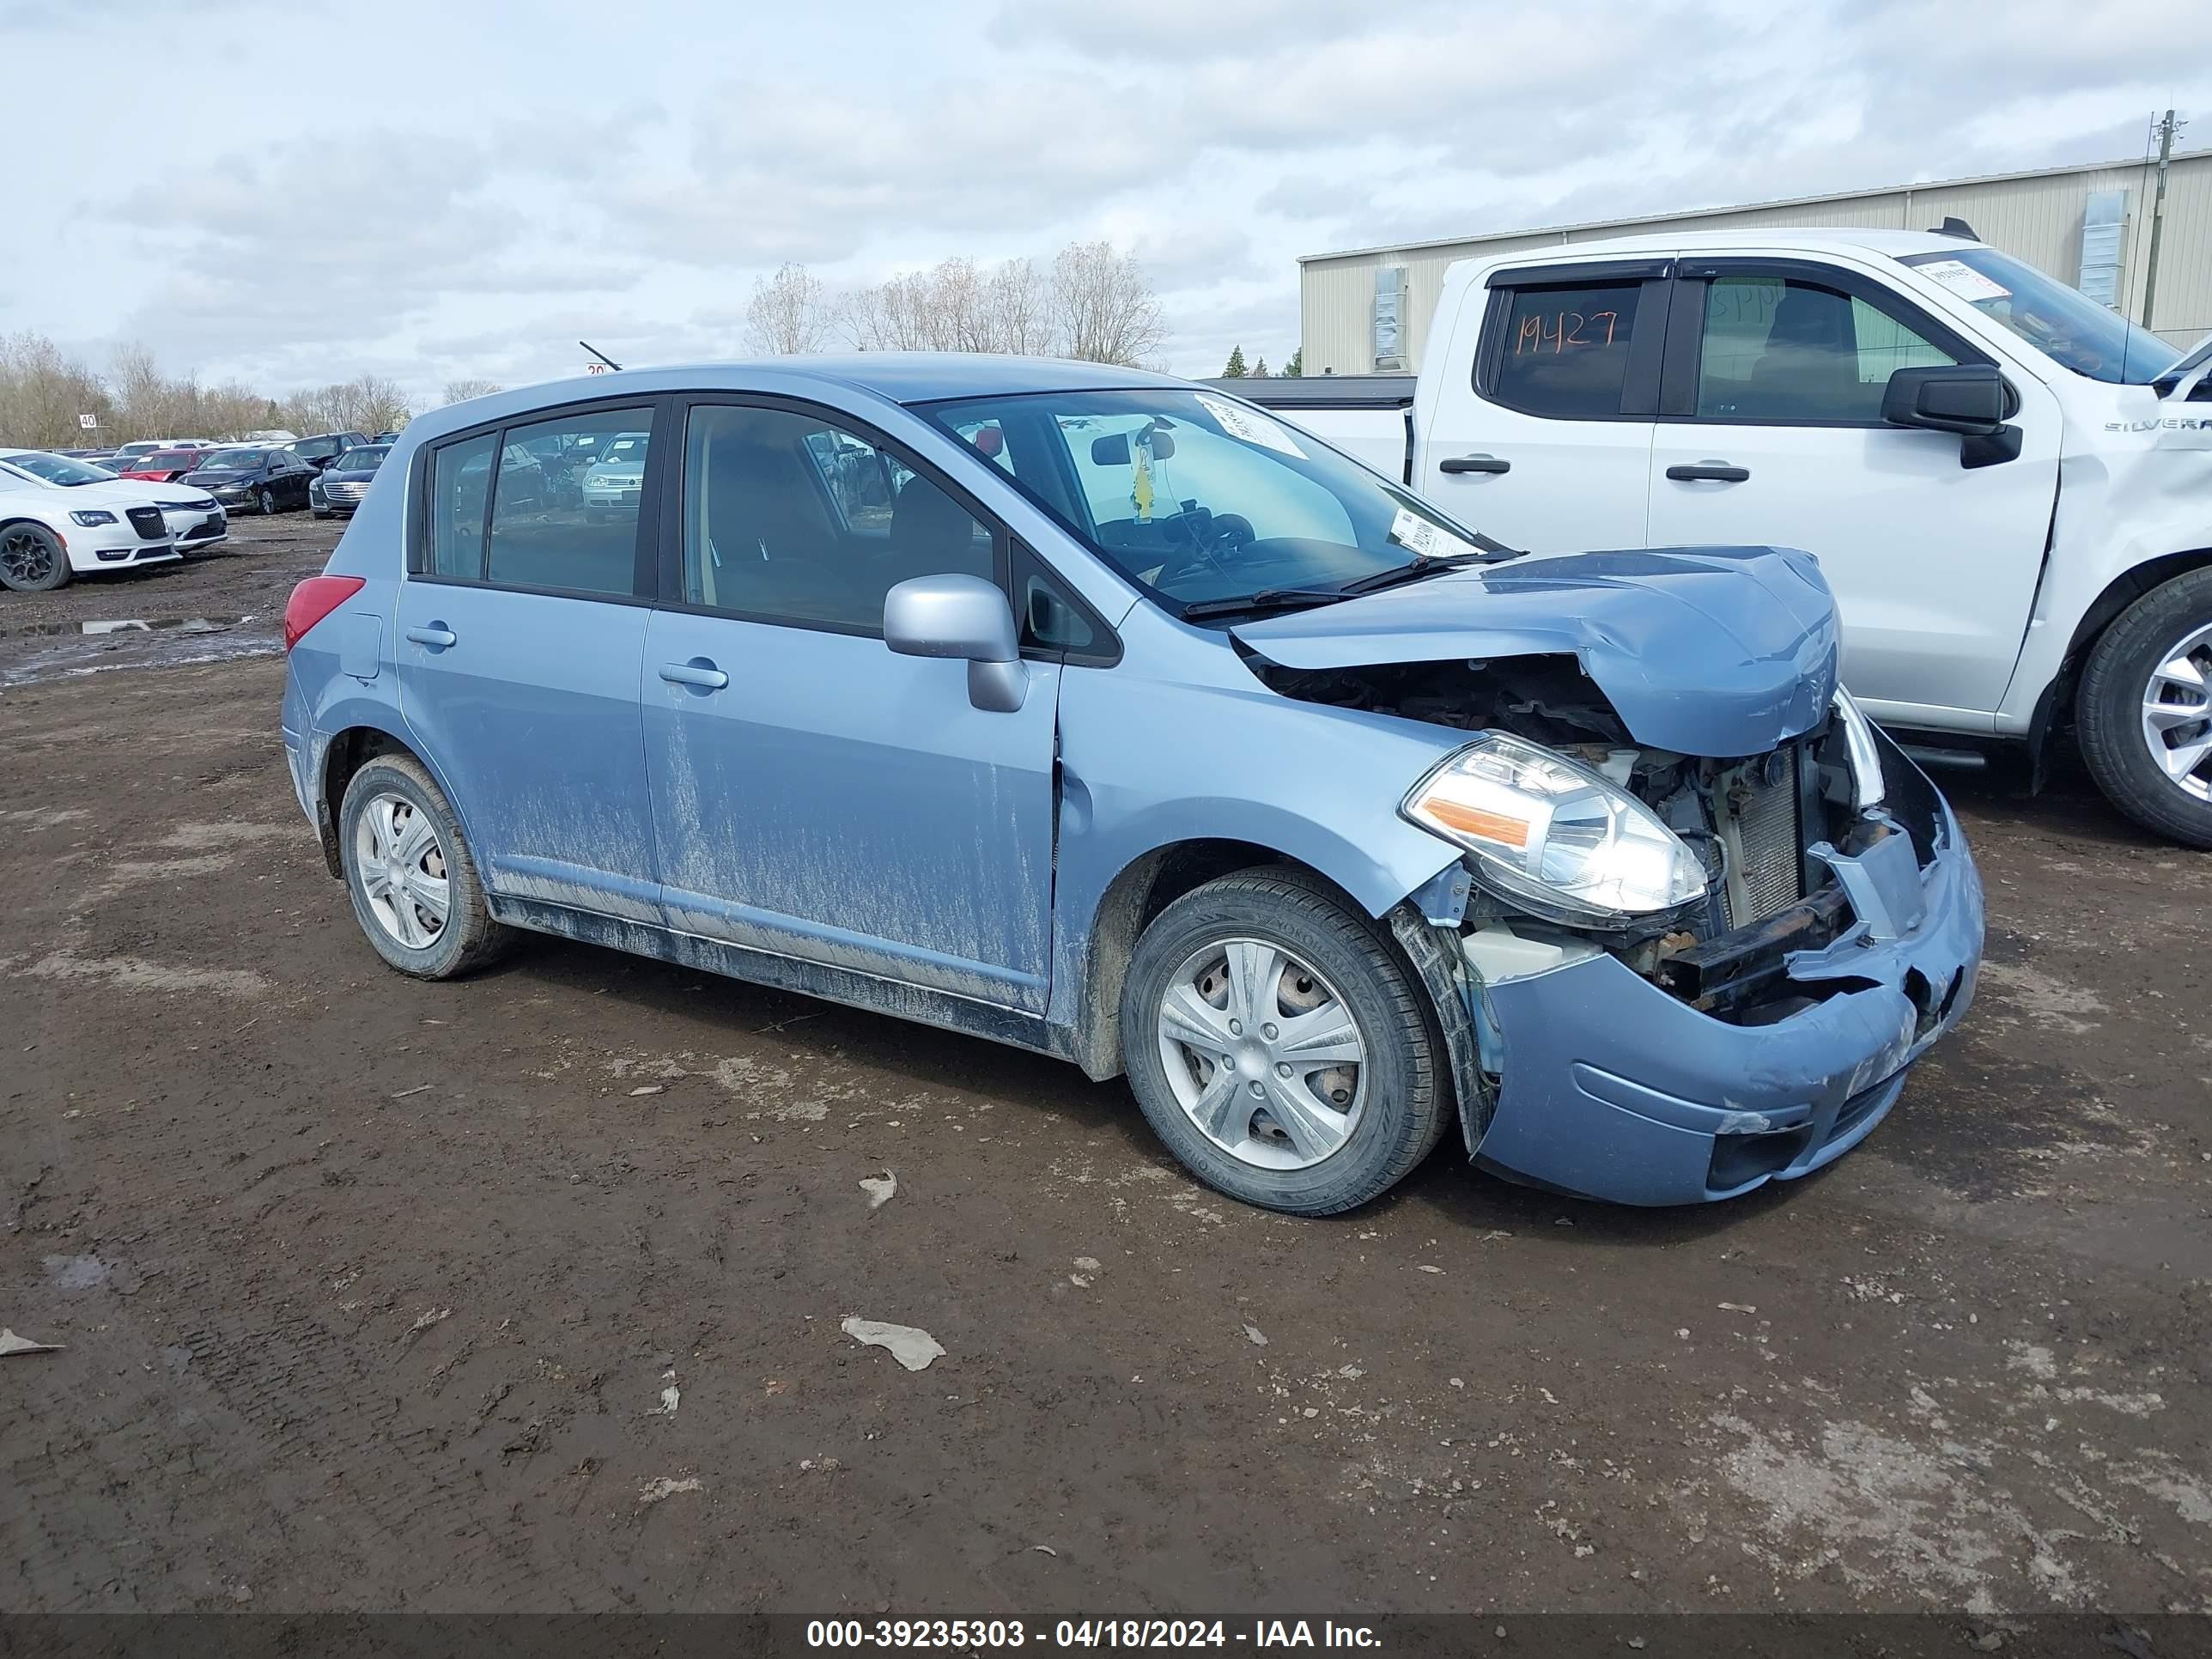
[281,356,1983,1215]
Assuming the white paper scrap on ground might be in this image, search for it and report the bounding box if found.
[841,1316,945,1371]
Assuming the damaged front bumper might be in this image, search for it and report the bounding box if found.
[1407,744,1984,1206]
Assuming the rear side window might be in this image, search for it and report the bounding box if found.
[428,432,495,577]
[1491,280,1644,418]
[486,408,652,596]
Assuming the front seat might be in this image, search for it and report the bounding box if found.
[1744,287,1865,419]
[889,476,988,581]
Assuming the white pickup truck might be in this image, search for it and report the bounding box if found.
[1229,227,2212,847]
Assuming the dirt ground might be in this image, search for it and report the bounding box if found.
[2,514,2208,1620]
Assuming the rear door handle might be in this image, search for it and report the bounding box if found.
[404,624,457,648]
[1438,453,1511,475]
[1665,462,1750,483]
[659,659,728,690]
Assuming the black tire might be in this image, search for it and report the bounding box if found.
[1118,867,1451,1216]
[312,506,332,520]
[0,521,70,592]
[257,488,276,516]
[2077,567,2212,848]
[337,754,511,978]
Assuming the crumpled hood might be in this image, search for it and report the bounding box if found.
[1232,544,1839,757]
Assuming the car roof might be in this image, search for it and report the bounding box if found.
[398,353,1194,453]
[1474,227,1984,263]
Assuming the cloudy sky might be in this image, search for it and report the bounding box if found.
[4,0,2208,408]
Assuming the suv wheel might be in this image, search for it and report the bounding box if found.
[1119,868,1451,1216]
[0,522,70,592]
[338,755,510,977]
[2078,567,2212,848]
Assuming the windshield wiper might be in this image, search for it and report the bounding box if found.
[1179,586,1350,621]
[1334,551,1491,596]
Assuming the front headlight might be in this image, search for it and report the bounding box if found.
[1401,732,1707,923]
[70,508,118,526]
[1831,687,1887,810]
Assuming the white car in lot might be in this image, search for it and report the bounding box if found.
[0,449,228,568]
[0,456,199,591]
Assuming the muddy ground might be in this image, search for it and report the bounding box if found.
[2,513,2207,1620]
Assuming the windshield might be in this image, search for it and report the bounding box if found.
[1901,247,2175,384]
[198,449,266,471]
[917,388,1503,615]
[2,451,112,486]
[332,445,391,471]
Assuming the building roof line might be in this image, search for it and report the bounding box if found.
[1296,147,2211,264]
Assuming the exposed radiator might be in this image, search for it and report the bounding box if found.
[1728,747,1803,927]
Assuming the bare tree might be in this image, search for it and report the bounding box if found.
[1051,240,1165,368]
[0,332,112,449]
[282,374,410,437]
[441,378,503,405]
[745,263,831,355]
[988,258,1054,355]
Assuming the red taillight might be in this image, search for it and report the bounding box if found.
[283,574,367,652]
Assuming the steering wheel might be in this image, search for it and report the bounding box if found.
[1154,511,1256,591]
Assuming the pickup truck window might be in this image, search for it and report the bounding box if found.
[1696,276,1954,422]
[1899,246,2174,385]
[1491,280,1644,419]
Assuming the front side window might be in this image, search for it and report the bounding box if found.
[918,387,1499,614]
[1491,280,1645,418]
[485,407,651,596]
[682,404,993,632]
[1695,276,1956,422]
[1901,246,2174,384]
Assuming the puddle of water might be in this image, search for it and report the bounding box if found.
[43,1255,109,1291]
[1,615,246,640]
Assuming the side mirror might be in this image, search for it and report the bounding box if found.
[1881,363,2021,468]
[884,574,1026,713]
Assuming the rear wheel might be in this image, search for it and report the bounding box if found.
[2078,568,2212,848]
[338,755,510,977]
[0,522,69,592]
[1119,868,1451,1216]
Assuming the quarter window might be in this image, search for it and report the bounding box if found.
[1695,276,1956,422]
[1492,281,1645,418]
[682,404,994,633]
[483,407,652,596]
[428,432,495,576]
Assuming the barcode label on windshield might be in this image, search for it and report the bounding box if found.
[1390,507,1476,561]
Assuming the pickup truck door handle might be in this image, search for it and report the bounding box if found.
[404,624,457,648]
[1438,453,1511,475]
[659,659,729,690]
[1665,462,1751,483]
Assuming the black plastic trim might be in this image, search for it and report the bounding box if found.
[1484,257,1674,289]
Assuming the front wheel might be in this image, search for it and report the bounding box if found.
[1119,868,1451,1216]
[258,488,277,516]
[0,522,70,592]
[338,755,511,977]
[2078,568,2212,848]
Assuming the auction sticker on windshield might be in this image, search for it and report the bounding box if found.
[1390,505,1479,561]
[1194,392,1307,459]
[1915,258,2011,303]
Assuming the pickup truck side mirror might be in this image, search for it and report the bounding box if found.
[884,574,1027,713]
[1881,363,2021,469]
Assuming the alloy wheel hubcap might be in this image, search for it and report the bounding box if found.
[1157,937,1366,1170]
[1,529,53,583]
[354,792,451,949]
[2140,622,2212,802]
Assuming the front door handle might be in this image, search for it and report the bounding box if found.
[404,624,457,648]
[1665,462,1750,483]
[659,659,729,690]
[1438,453,1511,475]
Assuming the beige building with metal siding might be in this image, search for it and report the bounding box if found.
[1299,150,2212,375]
